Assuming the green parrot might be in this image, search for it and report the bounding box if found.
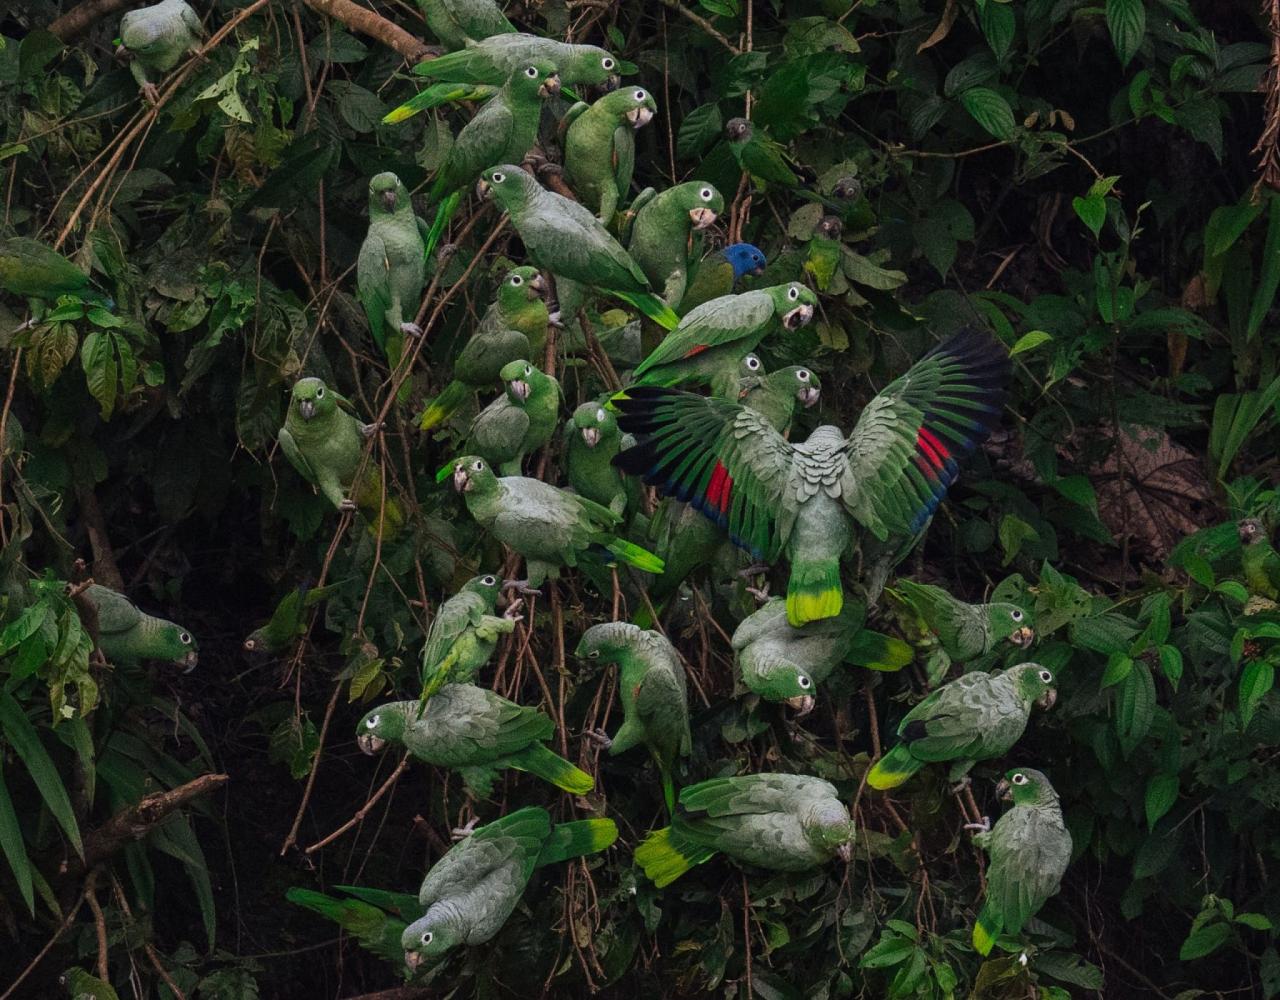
[400,807,617,967]
[867,662,1057,790]
[737,354,822,429]
[1238,518,1280,600]
[575,622,692,812]
[627,283,817,394]
[357,686,594,795]
[614,329,1012,625]
[83,584,198,671]
[804,214,844,292]
[115,0,204,104]
[420,572,522,699]
[477,164,679,330]
[625,182,726,308]
[287,885,423,966]
[890,579,1035,681]
[970,767,1072,956]
[564,401,637,516]
[678,242,767,315]
[419,266,551,431]
[446,455,664,591]
[562,86,657,223]
[418,0,516,51]
[635,773,854,888]
[0,238,115,318]
[357,172,427,365]
[278,378,404,536]
[61,969,120,1000]
[465,359,561,475]
[421,61,561,258]
[243,580,337,657]
[725,117,801,190]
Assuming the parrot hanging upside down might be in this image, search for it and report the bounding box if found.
[115,0,204,104]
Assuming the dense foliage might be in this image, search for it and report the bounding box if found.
[2,0,1280,996]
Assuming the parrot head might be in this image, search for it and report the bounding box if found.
[832,175,862,201]
[476,164,533,212]
[402,912,460,967]
[772,366,821,409]
[289,378,336,423]
[570,402,618,448]
[509,60,561,100]
[1239,517,1269,546]
[996,767,1056,807]
[1010,662,1057,712]
[563,47,622,88]
[156,623,198,672]
[368,171,409,216]
[725,117,753,144]
[988,602,1035,649]
[721,243,767,280]
[461,573,504,606]
[672,181,724,231]
[816,215,843,241]
[448,456,499,495]
[749,658,816,714]
[736,354,766,396]
[499,266,546,311]
[807,798,855,860]
[601,86,656,129]
[242,627,268,657]
[769,283,817,330]
[356,704,407,755]
[574,621,640,663]
[499,359,537,403]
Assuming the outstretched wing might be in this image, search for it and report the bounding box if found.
[840,328,1010,539]
[613,387,794,558]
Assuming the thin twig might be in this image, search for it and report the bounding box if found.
[304,754,411,854]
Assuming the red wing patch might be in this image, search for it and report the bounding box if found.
[915,426,952,470]
[682,343,712,358]
[706,460,734,514]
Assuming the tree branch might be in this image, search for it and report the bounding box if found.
[303,0,433,63]
[47,0,133,42]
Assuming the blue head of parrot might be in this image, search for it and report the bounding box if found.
[722,243,767,282]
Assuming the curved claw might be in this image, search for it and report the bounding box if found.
[502,597,525,620]
[583,728,613,750]
[502,579,542,597]
[400,321,423,338]
[140,82,160,105]
[964,817,991,834]
[338,498,358,513]
[359,421,383,439]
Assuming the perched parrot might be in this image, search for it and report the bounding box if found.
[627,283,817,394]
[358,173,427,365]
[867,662,1057,790]
[736,354,822,430]
[446,456,664,591]
[970,767,1072,956]
[725,117,800,189]
[0,238,114,312]
[278,378,403,536]
[562,87,657,223]
[83,584,198,671]
[564,402,637,516]
[61,969,120,1000]
[419,266,550,432]
[420,61,561,257]
[1238,518,1280,600]
[575,622,692,812]
[613,328,1012,625]
[420,573,521,698]
[804,215,844,291]
[890,579,1035,680]
[678,242,767,315]
[116,0,204,104]
[287,885,423,965]
[465,359,561,475]
[417,0,515,51]
[634,773,854,887]
[400,807,617,967]
[477,165,679,330]
[625,181,725,308]
[243,580,337,657]
[357,687,594,795]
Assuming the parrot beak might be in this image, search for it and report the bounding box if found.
[404,950,423,971]
[529,274,547,296]
[539,74,561,98]
[782,304,815,330]
[687,207,717,230]
[181,651,198,673]
[1038,688,1057,711]
[626,106,654,129]
[452,464,471,493]
[357,733,386,755]
[507,379,530,402]
[1009,626,1035,648]
[242,638,256,652]
[298,399,315,421]
[475,178,492,201]
[995,778,1012,802]
[115,44,133,63]
[581,426,601,448]
[751,263,766,276]
[381,189,398,213]
[836,842,853,863]
[797,386,821,408]
[786,694,816,716]
[606,73,622,91]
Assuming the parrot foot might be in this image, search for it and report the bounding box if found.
[738,563,771,579]
[338,498,358,513]
[964,817,991,834]
[437,243,458,261]
[359,421,383,439]
[502,597,525,621]
[450,817,480,841]
[745,584,771,603]
[949,776,972,794]
[400,321,423,338]
[502,580,542,597]
[140,82,160,105]
[547,310,565,329]
[583,728,613,749]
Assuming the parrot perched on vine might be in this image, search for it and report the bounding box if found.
[278,378,403,536]
[466,360,561,475]
[446,456,664,591]
[1238,518,1280,600]
[400,807,617,967]
[890,579,1035,681]
[417,0,515,51]
[970,767,1072,956]
[725,117,800,190]
[867,662,1057,790]
[243,580,337,657]
[635,773,854,887]
[678,242,767,315]
[0,238,114,313]
[614,329,1012,625]
[419,266,550,432]
[564,402,637,516]
[420,573,522,699]
[575,622,691,812]
[357,687,594,795]
[287,885,423,966]
[477,165,680,330]
[116,0,204,104]
[61,968,121,1000]
[84,584,198,671]
[357,173,427,365]
[562,86,657,223]
[804,215,845,291]
[627,283,817,394]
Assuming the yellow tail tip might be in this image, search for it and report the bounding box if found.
[382,107,414,124]
[866,762,907,791]
[559,767,596,795]
[786,588,843,626]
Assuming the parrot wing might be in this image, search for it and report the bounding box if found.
[285,888,417,964]
[421,592,487,674]
[277,426,318,484]
[86,585,141,636]
[520,192,651,290]
[986,809,1070,936]
[356,233,392,350]
[895,674,992,760]
[469,397,530,458]
[179,3,205,38]
[679,773,838,817]
[633,292,774,377]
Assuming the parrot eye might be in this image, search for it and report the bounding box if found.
[315,387,325,398]
[700,187,713,200]
[365,715,380,729]
[633,89,646,101]
[1039,669,1053,684]
[472,460,485,471]
[510,275,523,286]
[601,57,616,70]
[797,369,810,381]
[179,632,192,645]
[746,356,760,370]
[787,286,799,301]
[798,675,812,689]
[1012,773,1028,785]
[588,650,600,659]
[491,171,506,184]
[1011,609,1024,622]
[595,408,606,421]
[525,66,539,78]
[421,931,433,945]
[523,365,532,376]
[482,576,496,586]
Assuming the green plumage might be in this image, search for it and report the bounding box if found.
[83,584,197,671]
[634,773,853,887]
[357,173,427,364]
[726,117,800,190]
[286,886,422,966]
[417,0,515,50]
[420,573,515,698]
[0,238,112,308]
[737,356,822,430]
[410,34,620,87]
[62,969,121,1000]
[892,579,1035,662]
[243,581,335,656]
[626,182,725,308]
[1239,518,1280,600]
[565,402,637,516]
[679,243,766,315]
[117,0,203,102]
[575,622,692,812]
[562,87,657,222]
[357,689,594,795]
[465,359,560,475]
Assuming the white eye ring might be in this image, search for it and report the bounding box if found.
[523,365,532,375]
[797,370,809,381]
[510,275,523,286]
[1012,773,1028,785]
[482,576,496,586]
[700,187,713,200]
[1011,609,1024,622]
[595,408,606,421]
[421,931,433,945]
[746,356,760,370]
[602,57,615,70]
[491,171,505,183]
[525,66,538,78]
[472,460,485,471]
[634,89,646,101]
[179,632,192,645]
[588,650,600,659]
[315,387,325,398]
[365,715,380,729]
[798,676,812,689]
[1039,670,1052,683]
[787,287,799,301]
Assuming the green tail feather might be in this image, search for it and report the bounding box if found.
[845,629,914,672]
[866,744,922,790]
[972,903,1002,956]
[606,539,665,574]
[508,742,595,794]
[424,192,461,261]
[418,379,471,431]
[613,290,680,331]
[786,560,843,625]
[660,767,676,816]
[535,818,619,867]
[285,888,408,963]
[384,82,495,123]
[634,827,717,888]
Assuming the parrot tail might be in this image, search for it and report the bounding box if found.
[972,902,1003,956]
[660,767,677,817]
[508,743,595,794]
[383,82,495,123]
[535,818,619,868]
[606,539,665,574]
[612,291,680,331]
[866,744,923,790]
[786,559,843,626]
[424,192,461,261]
[418,380,472,431]
[845,630,914,672]
[634,827,717,888]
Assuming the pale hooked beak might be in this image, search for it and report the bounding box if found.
[358,733,386,755]
[404,950,423,971]
[626,106,654,129]
[836,842,853,863]
[782,304,814,330]
[475,178,492,200]
[581,426,601,448]
[786,694,816,716]
[1038,688,1057,711]
[797,386,821,408]
[181,651,198,674]
[243,638,256,652]
[299,399,315,421]
[1009,626,1035,648]
[688,207,717,230]
[507,379,530,402]
[381,189,398,213]
[452,464,470,493]
[115,44,132,63]
[539,74,561,98]
[529,274,547,296]
[995,778,1012,802]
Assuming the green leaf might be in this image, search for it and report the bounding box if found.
[1247,195,1280,341]
[0,691,82,858]
[1144,773,1178,830]
[1237,912,1274,931]
[1204,199,1262,260]
[1072,194,1106,237]
[960,86,1016,139]
[677,104,723,160]
[979,2,1015,61]
[1101,652,1133,688]
[859,933,914,968]
[998,513,1039,565]
[1215,580,1249,604]
[1106,0,1146,67]
[329,81,386,134]
[1010,330,1052,355]
[1239,660,1274,729]
[0,766,33,914]
[1179,920,1230,961]
[1158,645,1183,689]
[1116,659,1155,755]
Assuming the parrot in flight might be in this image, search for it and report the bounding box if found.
[562,86,658,223]
[0,238,115,319]
[575,622,692,812]
[82,584,198,671]
[286,885,423,966]
[889,579,1035,681]
[614,328,1012,625]
[278,378,403,537]
[417,0,515,51]
[400,807,617,968]
[970,767,1072,956]
[564,401,637,517]
[357,173,427,365]
[419,266,550,432]
[867,662,1057,790]
[477,165,680,330]
[419,573,521,699]
[465,359,561,475]
[116,0,204,104]
[357,686,594,795]
[1238,517,1280,601]
[678,242,767,315]
[635,773,854,887]
[446,456,664,591]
